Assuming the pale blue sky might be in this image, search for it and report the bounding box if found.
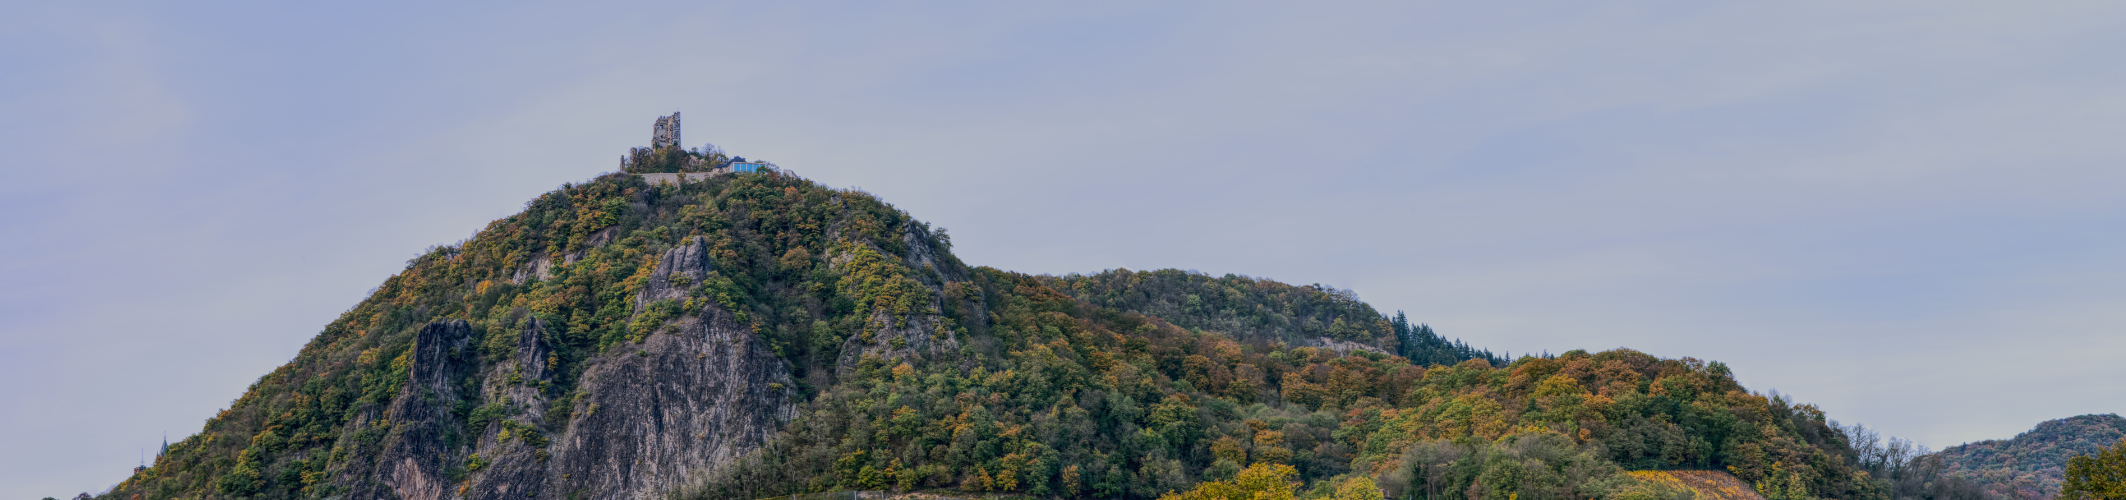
[6,2,2126,497]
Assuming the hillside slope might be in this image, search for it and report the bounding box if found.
[1937,414,2126,499]
[105,171,965,500]
[1044,270,1501,366]
[105,163,1895,500]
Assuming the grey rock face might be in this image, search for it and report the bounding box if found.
[1307,337,1391,357]
[350,249,796,500]
[509,256,555,284]
[639,236,711,307]
[900,226,943,276]
[463,319,558,500]
[355,320,475,500]
[544,305,796,499]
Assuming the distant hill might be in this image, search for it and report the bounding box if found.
[1936,414,2126,498]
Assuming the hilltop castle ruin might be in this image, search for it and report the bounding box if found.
[625,111,779,184]
[651,112,681,149]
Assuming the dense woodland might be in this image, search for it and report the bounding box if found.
[98,168,2046,500]
[1933,414,2126,499]
[1042,271,1501,367]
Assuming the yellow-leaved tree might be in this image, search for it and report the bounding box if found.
[1334,476,1386,500]
[2061,438,2126,500]
[1159,463,1300,500]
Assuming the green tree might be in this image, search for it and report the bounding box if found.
[2061,438,2126,500]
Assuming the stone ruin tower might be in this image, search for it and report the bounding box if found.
[623,112,711,173]
[651,112,681,149]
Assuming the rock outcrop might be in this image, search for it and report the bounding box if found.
[427,238,792,500]
[340,241,798,500]
[830,225,973,373]
[638,236,712,306]
[542,304,795,498]
[341,321,476,500]
[461,318,558,500]
[1306,337,1391,357]
[340,313,794,500]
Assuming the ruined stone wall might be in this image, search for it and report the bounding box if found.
[635,171,727,186]
[651,112,681,149]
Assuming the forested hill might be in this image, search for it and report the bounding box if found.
[99,163,1911,500]
[1936,414,2126,498]
[1044,270,1502,366]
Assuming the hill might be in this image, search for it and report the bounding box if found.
[1043,270,1502,367]
[1935,414,2126,499]
[97,137,1915,500]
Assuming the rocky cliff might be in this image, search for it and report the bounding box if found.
[361,238,800,500]
[362,320,475,500]
[314,246,800,500]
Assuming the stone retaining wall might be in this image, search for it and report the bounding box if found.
[636,171,724,186]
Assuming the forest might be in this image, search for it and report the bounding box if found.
[1933,414,2126,499]
[99,169,2037,500]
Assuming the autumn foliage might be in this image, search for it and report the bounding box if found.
[104,169,1911,500]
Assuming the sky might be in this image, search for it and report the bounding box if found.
[4,1,2125,496]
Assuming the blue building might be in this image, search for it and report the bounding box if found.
[730,162,766,173]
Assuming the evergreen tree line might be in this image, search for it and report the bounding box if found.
[1388,312,1503,368]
